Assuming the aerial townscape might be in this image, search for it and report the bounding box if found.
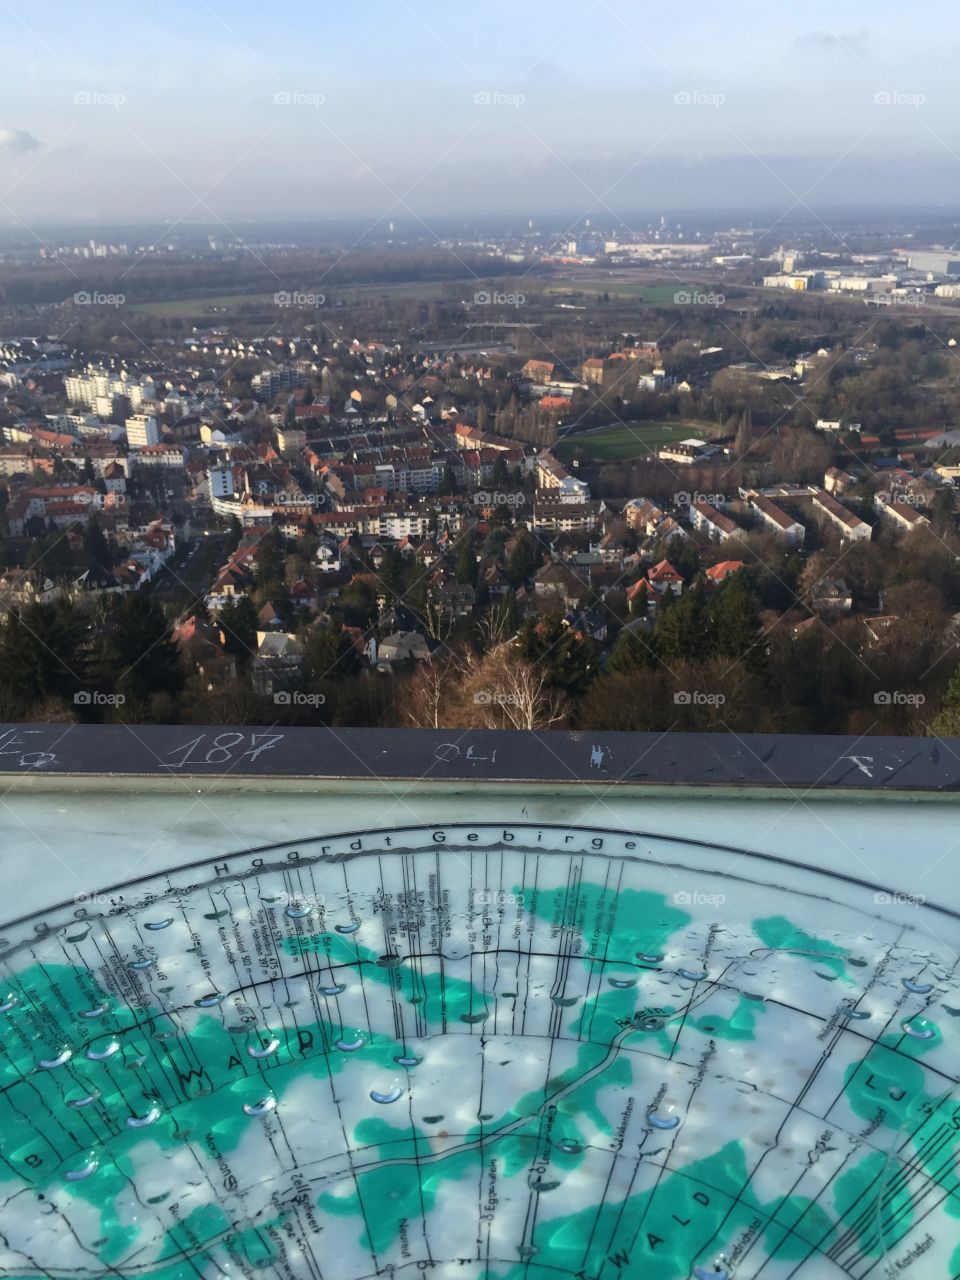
[2,213,960,735]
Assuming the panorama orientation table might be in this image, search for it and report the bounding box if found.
[0,724,957,1280]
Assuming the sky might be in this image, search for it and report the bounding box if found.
[0,0,959,228]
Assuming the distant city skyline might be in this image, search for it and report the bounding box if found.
[1,0,959,228]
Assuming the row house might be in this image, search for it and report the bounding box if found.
[690,499,741,542]
[812,490,873,542]
[749,495,805,546]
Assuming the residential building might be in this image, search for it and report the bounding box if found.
[749,495,805,546]
[812,490,873,542]
[125,414,160,448]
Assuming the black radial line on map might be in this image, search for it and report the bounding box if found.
[400,852,422,1045]
[521,877,588,1263]
[518,853,542,1040]
[548,858,584,1040]
[579,860,617,1047]
[622,1039,710,1265]
[841,1119,960,1275]
[595,1136,650,1280]
[842,1111,951,1253]
[404,1088,436,1270]
[700,969,912,1280]
[343,861,377,1047]
[87,927,181,1111]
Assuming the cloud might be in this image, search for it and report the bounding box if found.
[0,129,40,154]
[792,29,869,52]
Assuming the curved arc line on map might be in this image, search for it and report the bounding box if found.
[0,821,954,944]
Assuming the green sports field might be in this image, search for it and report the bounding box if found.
[554,421,714,463]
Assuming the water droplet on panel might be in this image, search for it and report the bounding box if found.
[839,1002,871,1021]
[86,1040,120,1061]
[39,1048,72,1069]
[247,1037,280,1059]
[337,1036,365,1052]
[370,1086,404,1104]
[66,1155,99,1182]
[243,1096,276,1117]
[556,1138,583,1154]
[901,1018,936,1040]
[127,1103,161,1128]
[647,1108,680,1130]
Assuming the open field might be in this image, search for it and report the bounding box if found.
[125,272,720,321]
[555,420,714,462]
[126,277,499,319]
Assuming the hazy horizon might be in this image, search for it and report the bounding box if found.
[1,0,959,232]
